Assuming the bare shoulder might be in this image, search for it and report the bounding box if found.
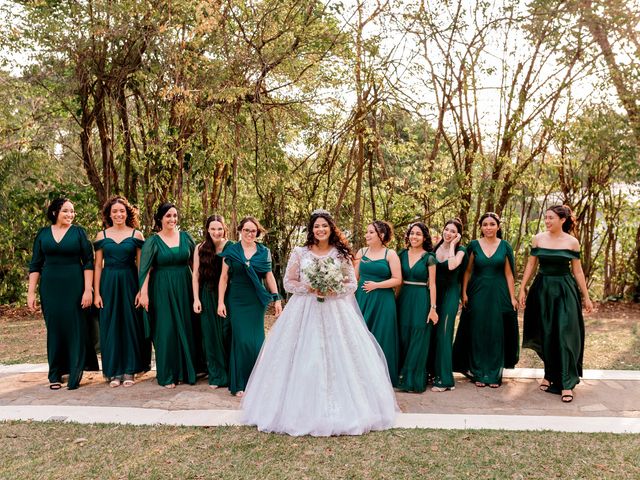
[567,234,580,251]
[134,230,145,241]
[387,249,400,260]
[355,247,366,259]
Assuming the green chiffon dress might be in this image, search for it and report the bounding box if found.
[523,248,585,392]
[452,239,519,385]
[219,242,273,395]
[355,249,399,386]
[29,225,99,389]
[94,230,150,379]
[430,246,467,389]
[138,231,197,386]
[199,241,233,386]
[396,249,437,392]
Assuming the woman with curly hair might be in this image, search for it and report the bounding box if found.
[241,210,397,436]
[94,196,149,387]
[452,212,519,388]
[519,205,593,403]
[138,202,197,388]
[355,221,402,386]
[396,222,438,392]
[192,214,233,388]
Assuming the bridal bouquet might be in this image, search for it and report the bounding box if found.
[303,257,346,302]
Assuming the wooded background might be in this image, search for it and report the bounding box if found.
[1,0,639,303]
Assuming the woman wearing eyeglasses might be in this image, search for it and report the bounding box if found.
[217,216,282,396]
[452,212,519,388]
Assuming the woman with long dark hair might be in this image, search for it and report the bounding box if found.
[396,222,438,393]
[217,216,282,396]
[94,196,149,387]
[430,218,466,392]
[452,212,519,388]
[27,197,98,389]
[241,210,397,436]
[355,221,402,386]
[519,205,593,403]
[138,202,197,388]
[193,214,233,388]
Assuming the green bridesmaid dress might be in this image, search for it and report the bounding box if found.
[452,239,519,385]
[396,249,437,392]
[430,246,467,389]
[29,225,99,389]
[523,248,585,392]
[138,231,197,386]
[94,230,150,379]
[219,242,274,395]
[199,241,234,386]
[355,248,399,386]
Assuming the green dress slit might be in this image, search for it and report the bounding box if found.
[523,248,585,392]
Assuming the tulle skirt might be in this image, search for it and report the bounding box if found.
[241,294,398,436]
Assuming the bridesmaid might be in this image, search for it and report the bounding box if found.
[193,214,233,388]
[93,196,149,387]
[217,216,282,397]
[519,205,593,403]
[396,222,438,393]
[430,219,466,392]
[138,202,197,388]
[355,221,402,386]
[27,197,99,389]
[452,212,519,388]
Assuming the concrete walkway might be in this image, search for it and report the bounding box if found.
[1,364,639,433]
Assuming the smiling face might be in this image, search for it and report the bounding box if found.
[161,207,178,231]
[480,217,499,238]
[544,209,564,233]
[408,225,425,249]
[207,220,226,242]
[313,217,331,243]
[56,201,75,227]
[364,224,382,247]
[110,202,127,227]
[240,220,258,243]
[442,223,459,243]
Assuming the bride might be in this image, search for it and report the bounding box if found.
[241,210,398,436]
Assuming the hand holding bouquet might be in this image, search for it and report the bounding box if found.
[303,257,347,302]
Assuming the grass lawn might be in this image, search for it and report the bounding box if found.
[2,422,639,479]
[2,303,639,369]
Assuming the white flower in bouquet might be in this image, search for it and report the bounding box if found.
[303,256,347,302]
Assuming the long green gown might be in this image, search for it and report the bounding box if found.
[523,248,585,392]
[199,241,233,386]
[452,239,519,385]
[29,225,99,389]
[220,242,273,394]
[138,231,197,386]
[355,249,399,386]
[396,249,437,392]
[430,246,467,389]
[94,230,150,379]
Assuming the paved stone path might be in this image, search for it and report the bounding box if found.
[1,364,639,433]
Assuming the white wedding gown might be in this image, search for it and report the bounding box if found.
[241,246,398,436]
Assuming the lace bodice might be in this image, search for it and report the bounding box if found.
[284,246,357,297]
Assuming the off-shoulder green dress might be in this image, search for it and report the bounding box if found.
[139,231,197,386]
[355,249,399,386]
[94,230,150,379]
[523,248,585,392]
[452,239,519,385]
[396,249,437,392]
[29,225,99,389]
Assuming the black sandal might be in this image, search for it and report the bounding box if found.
[562,391,574,403]
[49,383,62,390]
[539,380,551,392]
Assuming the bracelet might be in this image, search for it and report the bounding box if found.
[272,293,283,302]
[430,304,437,310]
